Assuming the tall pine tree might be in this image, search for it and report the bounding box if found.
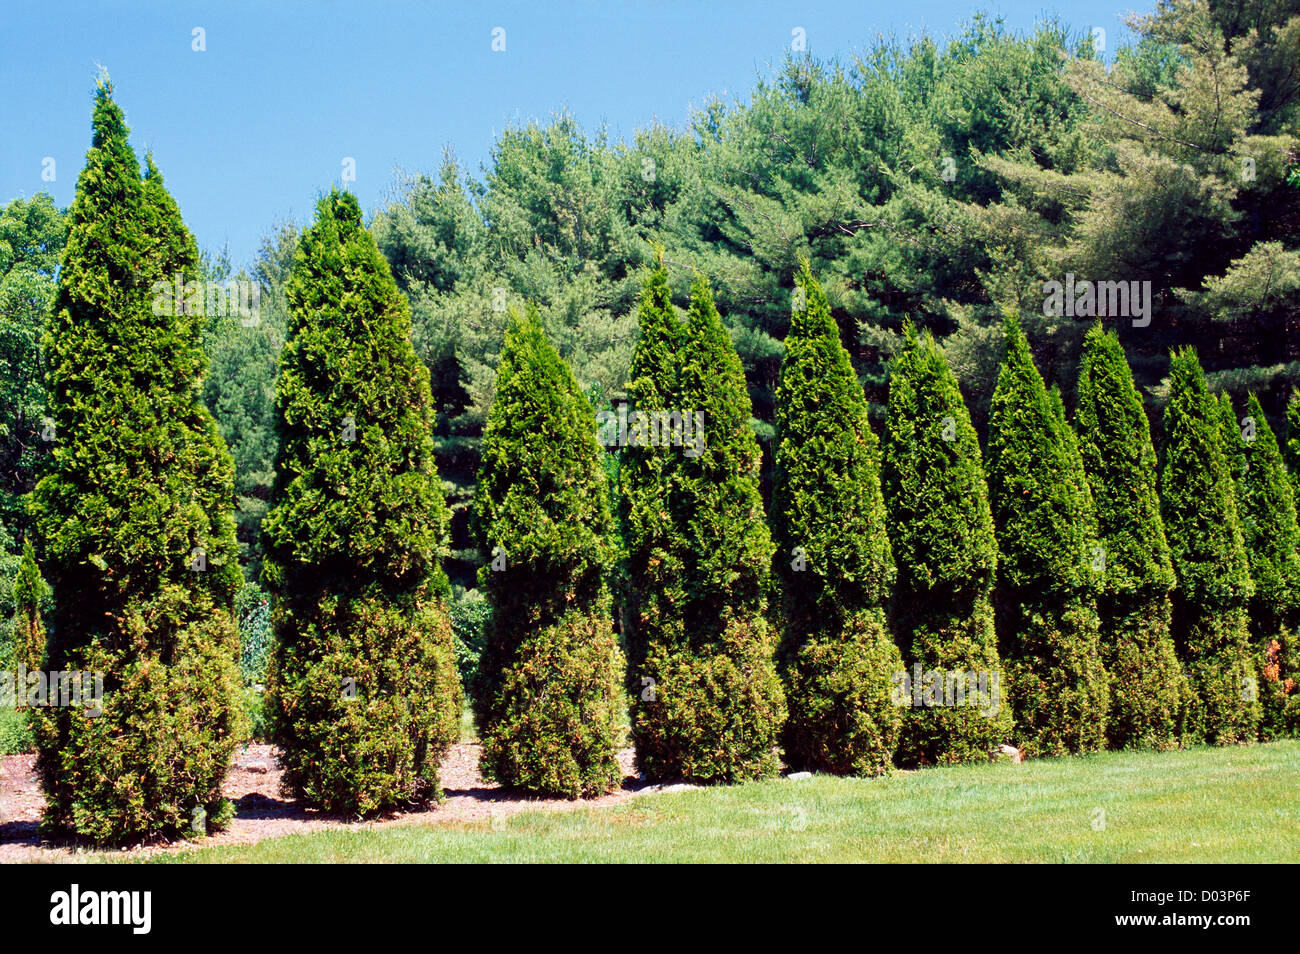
[1075,325,1187,749]
[986,315,1108,756]
[882,327,1011,764]
[31,81,245,842]
[635,275,785,782]
[472,305,623,798]
[1160,348,1260,744]
[263,189,460,815]
[771,262,902,776]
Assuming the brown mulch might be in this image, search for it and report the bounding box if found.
[0,743,658,862]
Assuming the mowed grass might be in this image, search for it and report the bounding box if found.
[134,740,1300,863]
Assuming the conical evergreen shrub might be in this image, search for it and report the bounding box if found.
[1286,389,1300,501]
[619,260,687,735]
[635,275,785,783]
[1160,348,1260,744]
[1075,325,1187,749]
[771,262,901,776]
[262,189,460,815]
[985,315,1108,756]
[881,327,1011,764]
[472,305,623,798]
[1234,393,1300,738]
[31,82,245,843]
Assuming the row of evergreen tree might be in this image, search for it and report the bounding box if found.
[15,83,1299,844]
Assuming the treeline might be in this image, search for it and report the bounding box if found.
[1,0,1300,841]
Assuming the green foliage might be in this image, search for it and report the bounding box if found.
[263,189,460,815]
[0,193,66,547]
[472,306,623,798]
[619,261,686,712]
[1233,393,1300,738]
[772,262,901,775]
[632,276,785,783]
[1286,388,1300,502]
[1160,348,1260,744]
[1075,325,1187,749]
[986,314,1108,756]
[30,85,245,843]
[11,541,46,673]
[201,224,294,582]
[449,585,489,691]
[881,327,1011,764]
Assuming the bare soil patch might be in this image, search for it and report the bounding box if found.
[0,743,651,862]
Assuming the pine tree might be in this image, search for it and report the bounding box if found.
[1075,325,1187,750]
[881,327,1011,764]
[619,260,687,735]
[771,262,902,775]
[12,542,47,673]
[1236,393,1300,738]
[635,275,785,782]
[985,315,1108,756]
[30,81,245,843]
[1160,348,1260,744]
[472,305,623,798]
[262,189,460,815]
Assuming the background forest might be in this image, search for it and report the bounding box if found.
[2,0,1299,734]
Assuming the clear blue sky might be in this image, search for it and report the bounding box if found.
[1,0,1136,267]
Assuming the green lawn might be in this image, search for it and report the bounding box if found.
[139,740,1299,863]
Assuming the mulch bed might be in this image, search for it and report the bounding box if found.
[0,743,652,861]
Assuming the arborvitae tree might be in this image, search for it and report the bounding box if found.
[636,275,785,783]
[984,315,1108,756]
[1075,325,1187,750]
[262,190,460,814]
[30,82,245,842]
[1286,389,1300,502]
[881,327,1011,764]
[472,305,623,798]
[771,262,902,776]
[1236,393,1300,738]
[12,542,47,673]
[1160,348,1260,744]
[619,260,687,739]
